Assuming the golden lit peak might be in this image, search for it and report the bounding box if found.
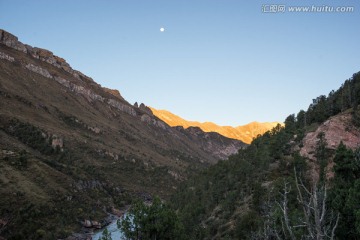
[150,107,282,144]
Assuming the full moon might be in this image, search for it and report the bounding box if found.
[160,27,165,32]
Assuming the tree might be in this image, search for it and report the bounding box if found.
[278,169,339,240]
[346,179,360,234]
[352,107,360,127]
[98,228,112,240]
[276,135,339,240]
[235,210,261,239]
[118,197,184,240]
[284,114,296,134]
[296,110,307,129]
[315,132,330,184]
[329,144,360,238]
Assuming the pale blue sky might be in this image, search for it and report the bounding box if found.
[1,0,359,125]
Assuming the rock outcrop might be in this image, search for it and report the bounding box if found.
[25,63,53,79]
[0,29,27,53]
[0,51,15,62]
[108,99,137,116]
[103,87,124,100]
[82,219,101,229]
[51,135,64,150]
[140,113,168,130]
[300,113,360,160]
[139,103,152,115]
[53,76,105,102]
[0,29,97,85]
[298,112,360,182]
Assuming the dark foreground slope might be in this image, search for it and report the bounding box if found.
[171,72,360,239]
[0,29,245,239]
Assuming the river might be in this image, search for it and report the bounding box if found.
[91,216,124,240]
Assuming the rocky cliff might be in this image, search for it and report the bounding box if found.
[300,112,360,160]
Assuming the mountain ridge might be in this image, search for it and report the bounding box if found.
[0,29,246,238]
[150,107,281,144]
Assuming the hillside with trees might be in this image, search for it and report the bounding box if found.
[169,71,360,239]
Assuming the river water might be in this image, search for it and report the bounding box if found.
[91,217,124,240]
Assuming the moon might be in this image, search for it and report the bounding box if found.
[160,27,165,32]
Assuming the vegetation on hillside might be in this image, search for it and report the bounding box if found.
[169,71,360,239]
[2,118,58,155]
[118,197,184,240]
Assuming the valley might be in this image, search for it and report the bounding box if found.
[1,28,360,240]
[0,29,245,239]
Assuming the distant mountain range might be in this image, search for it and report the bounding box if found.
[150,108,281,144]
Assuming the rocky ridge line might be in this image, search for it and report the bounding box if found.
[0,29,95,84]
[0,29,245,160]
[0,29,167,130]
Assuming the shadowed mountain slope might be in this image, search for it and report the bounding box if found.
[0,29,245,239]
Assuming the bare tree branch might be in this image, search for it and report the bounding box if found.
[279,181,296,240]
[277,168,340,240]
[330,213,340,240]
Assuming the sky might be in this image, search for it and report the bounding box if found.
[1,0,360,126]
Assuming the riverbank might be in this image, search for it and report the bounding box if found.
[63,207,129,240]
[91,215,124,240]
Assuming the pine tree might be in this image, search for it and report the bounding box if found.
[329,143,360,238]
[118,197,184,240]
